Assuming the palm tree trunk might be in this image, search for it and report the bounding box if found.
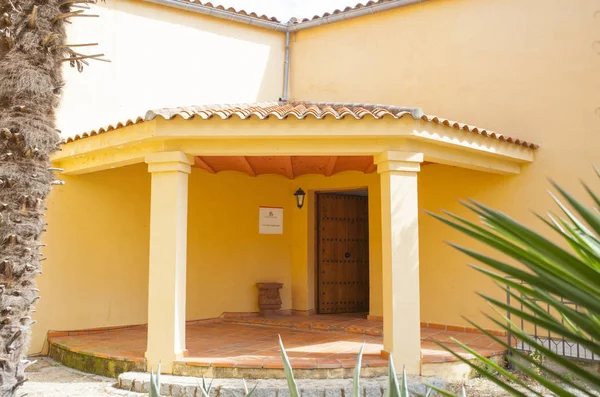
[0,0,81,394]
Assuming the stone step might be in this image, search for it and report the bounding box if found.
[116,372,446,397]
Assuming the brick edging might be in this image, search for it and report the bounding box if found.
[47,323,146,338]
[421,322,507,337]
[46,315,507,341]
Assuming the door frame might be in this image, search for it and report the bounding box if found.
[314,188,370,314]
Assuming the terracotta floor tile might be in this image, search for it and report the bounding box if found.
[236,358,264,368]
[48,315,507,371]
[316,359,342,369]
[182,359,214,367]
[262,359,284,369]
[212,359,237,368]
[288,358,317,369]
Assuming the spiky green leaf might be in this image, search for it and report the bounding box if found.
[279,336,300,397]
[386,354,401,397]
[353,343,364,397]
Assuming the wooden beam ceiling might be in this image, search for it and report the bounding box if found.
[192,155,378,179]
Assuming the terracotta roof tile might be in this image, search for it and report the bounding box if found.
[65,117,145,142]
[65,102,538,149]
[144,102,423,121]
[288,0,399,24]
[162,0,281,22]
[176,1,407,26]
[150,0,423,30]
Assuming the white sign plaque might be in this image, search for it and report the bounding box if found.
[259,207,283,234]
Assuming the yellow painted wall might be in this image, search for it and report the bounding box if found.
[34,166,382,353]
[186,169,382,319]
[57,0,285,139]
[39,0,600,351]
[186,170,295,318]
[290,0,600,329]
[35,164,151,354]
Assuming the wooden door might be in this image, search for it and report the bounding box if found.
[317,193,369,314]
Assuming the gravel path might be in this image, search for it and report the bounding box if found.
[18,357,599,397]
[446,375,599,397]
[21,357,123,397]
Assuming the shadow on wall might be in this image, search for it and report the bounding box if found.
[33,164,151,355]
[57,0,285,138]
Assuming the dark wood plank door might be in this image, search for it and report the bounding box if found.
[317,194,369,314]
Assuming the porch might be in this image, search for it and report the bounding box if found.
[44,102,536,377]
[47,314,507,378]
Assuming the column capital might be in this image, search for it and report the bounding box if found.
[374,151,423,174]
[145,151,194,174]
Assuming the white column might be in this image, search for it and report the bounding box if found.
[374,151,423,375]
[145,151,193,373]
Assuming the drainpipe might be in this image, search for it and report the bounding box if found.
[281,31,290,102]
[142,0,426,33]
[141,0,427,102]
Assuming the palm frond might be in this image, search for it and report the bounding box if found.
[428,167,600,395]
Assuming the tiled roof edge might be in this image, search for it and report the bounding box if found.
[66,101,538,149]
[141,0,427,32]
[288,0,425,31]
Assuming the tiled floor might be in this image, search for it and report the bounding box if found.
[48,315,507,371]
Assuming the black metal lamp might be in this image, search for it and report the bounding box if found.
[294,188,306,209]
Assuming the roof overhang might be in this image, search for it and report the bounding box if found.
[52,108,536,176]
[141,0,428,32]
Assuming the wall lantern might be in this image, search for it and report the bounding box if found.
[294,188,306,209]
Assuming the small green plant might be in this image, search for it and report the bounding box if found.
[243,378,258,397]
[472,361,500,379]
[563,372,575,383]
[198,375,213,397]
[529,349,544,376]
[149,363,161,397]
[148,363,256,397]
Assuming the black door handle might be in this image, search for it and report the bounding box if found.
[344,252,351,258]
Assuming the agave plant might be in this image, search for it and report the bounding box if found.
[148,365,257,397]
[278,336,414,397]
[278,335,301,397]
[149,363,161,397]
[242,378,258,397]
[427,169,600,396]
[198,375,213,397]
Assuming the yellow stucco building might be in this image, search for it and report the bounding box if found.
[36,0,600,377]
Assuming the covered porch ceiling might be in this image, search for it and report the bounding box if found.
[53,102,538,175]
[194,155,380,178]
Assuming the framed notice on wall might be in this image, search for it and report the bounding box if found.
[259,207,283,234]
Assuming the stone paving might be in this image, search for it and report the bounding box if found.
[116,371,446,397]
[20,356,447,397]
[21,357,117,397]
[22,357,594,397]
